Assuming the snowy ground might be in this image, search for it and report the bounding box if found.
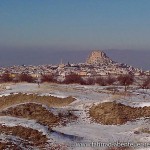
[0,83,150,150]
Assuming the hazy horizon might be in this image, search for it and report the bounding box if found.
[0,1,150,70]
[0,48,149,71]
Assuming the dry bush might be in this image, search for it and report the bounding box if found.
[96,76,116,86]
[84,77,95,85]
[106,76,116,85]
[96,77,107,86]
[63,73,84,84]
[19,73,35,83]
[141,76,150,89]
[0,73,13,82]
[117,74,134,91]
[41,74,56,83]
[12,74,20,83]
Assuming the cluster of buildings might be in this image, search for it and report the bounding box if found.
[0,51,149,81]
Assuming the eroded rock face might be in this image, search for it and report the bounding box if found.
[86,50,112,64]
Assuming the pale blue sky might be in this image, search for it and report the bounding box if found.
[0,0,150,51]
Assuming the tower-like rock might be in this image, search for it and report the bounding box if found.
[86,50,112,64]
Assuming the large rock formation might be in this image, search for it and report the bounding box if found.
[86,50,113,64]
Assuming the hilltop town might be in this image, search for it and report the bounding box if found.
[0,50,149,82]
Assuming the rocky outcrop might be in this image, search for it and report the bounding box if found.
[86,50,113,64]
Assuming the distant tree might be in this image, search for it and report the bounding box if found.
[85,77,95,85]
[106,76,116,85]
[1,73,13,82]
[96,77,107,86]
[41,74,56,83]
[117,74,134,91]
[63,73,84,84]
[19,73,34,83]
[79,79,87,85]
[12,74,20,83]
[141,76,150,89]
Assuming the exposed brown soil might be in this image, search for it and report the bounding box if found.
[89,101,150,125]
[1,102,78,128]
[0,103,60,128]
[0,125,48,147]
[0,93,77,149]
[0,125,69,149]
[0,141,22,150]
[0,141,67,150]
[0,93,75,111]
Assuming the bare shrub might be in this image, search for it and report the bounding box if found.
[12,74,20,83]
[19,73,35,83]
[117,74,134,91]
[96,77,107,86]
[0,73,13,82]
[85,77,95,85]
[79,79,87,85]
[141,76,150,89]
[106,76,116,85]
[63,73,84,84]
[41,74,56,83]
